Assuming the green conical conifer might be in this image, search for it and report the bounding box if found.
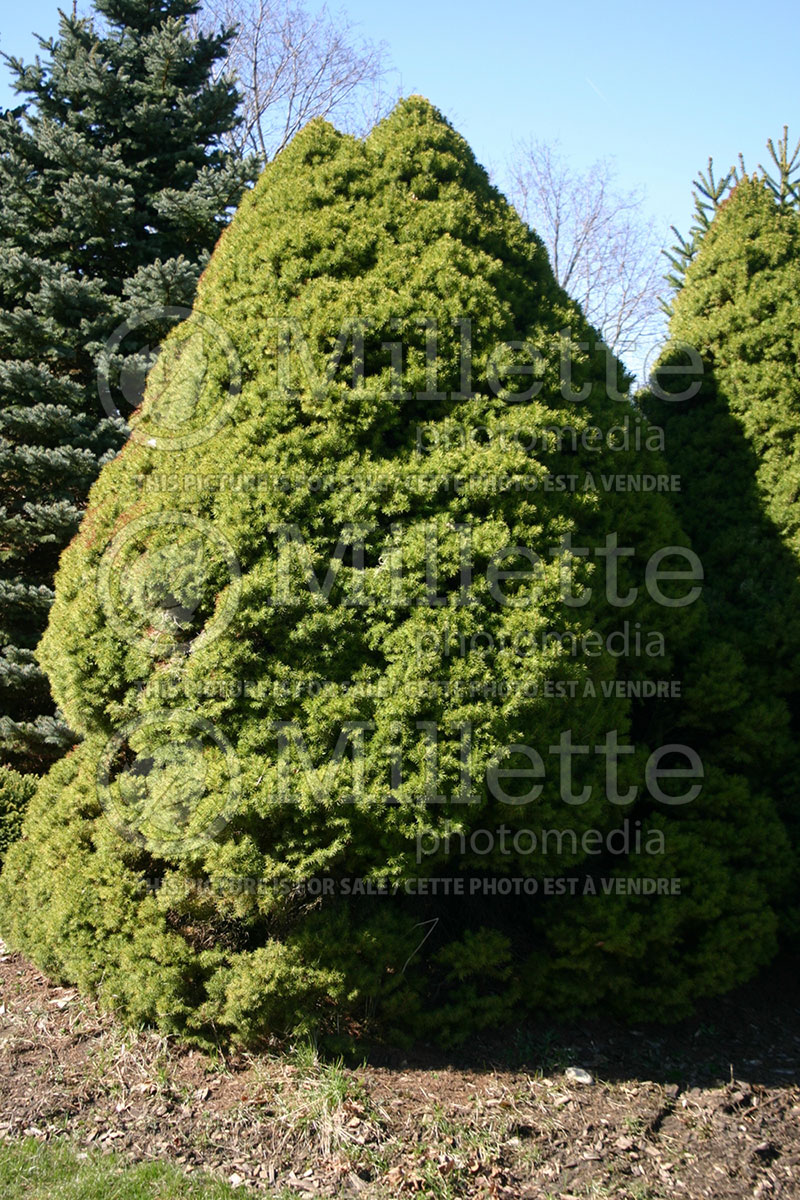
[643,177,800,925]
[0,102,789,1045]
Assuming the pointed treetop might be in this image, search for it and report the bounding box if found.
[665,125,800,300]
[93,0,201,31]
[761,125,800,206]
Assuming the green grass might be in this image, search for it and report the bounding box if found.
[0,1138,256,1199]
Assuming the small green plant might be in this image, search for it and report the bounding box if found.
[265,1042,384,1160]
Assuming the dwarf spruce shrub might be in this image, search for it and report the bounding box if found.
[0,100,790,1046]
[643,177,800,925]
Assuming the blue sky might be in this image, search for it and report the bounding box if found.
[1,0,796,245]
[341,0,799,238]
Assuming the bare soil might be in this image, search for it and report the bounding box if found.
[1,940,799,1198]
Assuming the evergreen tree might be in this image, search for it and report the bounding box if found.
[664,128,800,296]
[663,159,737,296]
[643,175,800,922]
[0,0,254,772]
[0,100,789,1047]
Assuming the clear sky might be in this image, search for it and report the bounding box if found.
[1,0,797,245]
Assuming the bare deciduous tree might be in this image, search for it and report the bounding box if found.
[198,0,392,161]
[507,139,666,369]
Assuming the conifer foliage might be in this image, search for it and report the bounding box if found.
[0,0,253,771]
[664,127,800,294]
[0,101,792,1046]
[644,176,800,905]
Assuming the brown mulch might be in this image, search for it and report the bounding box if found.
[1,939,799,1198]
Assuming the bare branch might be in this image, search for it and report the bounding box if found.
[506,139,667,371]
[196,0,393,161]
